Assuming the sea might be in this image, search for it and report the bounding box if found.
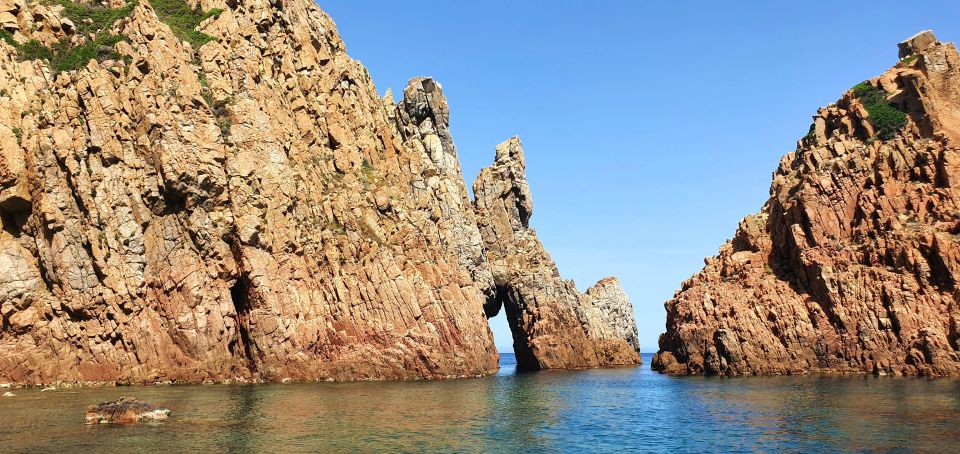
[1,353,958,453]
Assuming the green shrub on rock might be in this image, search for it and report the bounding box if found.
[148,0,223,48]
[49,34,127,74]
[852,82,908,140]
[56,0,138,36]
[5,0,222,74]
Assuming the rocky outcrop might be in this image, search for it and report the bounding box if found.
[0,0,639,384]
[654,31,960,376]
[85,397,169,424]
[388,77,495,298]
[474,138,641,370]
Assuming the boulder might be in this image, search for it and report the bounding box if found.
[898,30,938,59]
[85,397,170,424]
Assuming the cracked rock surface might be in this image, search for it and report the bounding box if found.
[474,138,641,371]
[0,0,640,384]
[654,31,960,377]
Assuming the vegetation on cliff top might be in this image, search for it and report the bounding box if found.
[0,0,222,74]
[56,0,138,36]
[852,82,908,140]
[0,1,135,73]
[148,0,223,48]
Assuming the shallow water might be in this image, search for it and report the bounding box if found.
[1,353,958,452]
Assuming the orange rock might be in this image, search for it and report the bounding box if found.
[0,0,639,384]
[655,31,960,377]
[474,138,641,370]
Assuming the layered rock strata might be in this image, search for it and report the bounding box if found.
[0,0,639,384]
[475,138,641,370]
[654,31,960,376]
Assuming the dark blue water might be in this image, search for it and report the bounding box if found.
[1,353,958,452]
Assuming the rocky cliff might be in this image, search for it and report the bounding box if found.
[474,138,641,370]
[0,0,639,385]
[654,31,960,376]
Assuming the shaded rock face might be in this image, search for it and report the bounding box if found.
[0,0,639,384]
[654,32,960,376]
[474,138,641,371]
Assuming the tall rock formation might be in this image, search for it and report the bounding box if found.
[0,0,639,384]
[474,138,641,370]
[654,31,960,376]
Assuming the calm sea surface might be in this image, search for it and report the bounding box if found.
[1,353,958,452]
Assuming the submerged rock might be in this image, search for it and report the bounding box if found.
[2,391,14,397]
[85,397,170,425]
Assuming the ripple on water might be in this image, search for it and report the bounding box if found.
[1,354,958,452]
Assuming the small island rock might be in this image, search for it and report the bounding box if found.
[85,397,170,425]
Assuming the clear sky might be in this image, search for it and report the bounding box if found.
[321,0,960,353]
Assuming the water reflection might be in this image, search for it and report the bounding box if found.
[1,354,959,452]
[222,385,265,453]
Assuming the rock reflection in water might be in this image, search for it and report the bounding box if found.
[1,354,959,452]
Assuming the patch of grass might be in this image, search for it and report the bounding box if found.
[197,70,233,137]
[203,95,233,138]
[200,88,213,106]
[217,117,231,137]
[50,34,126,73]
[900,54,919,65]
[0,29,15,47]
[4,1,135,74]
[852,82,908,140]
[0,30,54,65]
[56,0,138,36]
[361,158,377,182]
[148,0,223,48]
[4,0,220,76]
[17,39,54,61]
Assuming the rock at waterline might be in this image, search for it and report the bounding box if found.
[85,397,170,425]
[2,391,14,397]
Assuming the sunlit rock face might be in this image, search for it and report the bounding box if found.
[0,0,640,384]
[655,31,960,377]
[474,138,641,371]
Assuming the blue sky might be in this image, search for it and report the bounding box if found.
[321,1,960,352]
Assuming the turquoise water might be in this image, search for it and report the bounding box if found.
[1,353,959,452]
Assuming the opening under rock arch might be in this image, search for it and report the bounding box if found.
[485,287,539,372]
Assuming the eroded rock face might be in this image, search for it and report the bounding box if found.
[0,0,639,384]
[654,32,960,376]
[474,138,641,370]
